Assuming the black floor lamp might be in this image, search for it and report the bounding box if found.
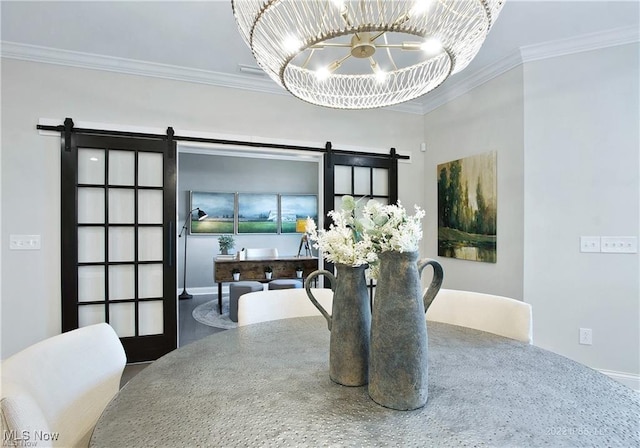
[179,207,208,300]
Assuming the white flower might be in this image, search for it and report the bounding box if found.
[307,197,425,273]
[306,196,376,267]
[361,200,425,253]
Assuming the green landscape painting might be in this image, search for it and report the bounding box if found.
[190,192,235,234]
[280,194,318,233]
[238,193,278,234]
[437,151,497,263]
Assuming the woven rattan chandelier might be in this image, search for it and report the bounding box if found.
[232,0,505,110]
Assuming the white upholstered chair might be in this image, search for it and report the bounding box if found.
[237,288,333,326]
[1,323,126,447]
[426,288,533,344]
[245,248,279,259]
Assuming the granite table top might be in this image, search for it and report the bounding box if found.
[91,317,639,447]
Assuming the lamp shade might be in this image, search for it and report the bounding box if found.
[296,218,309,233]
[196,209,208,220]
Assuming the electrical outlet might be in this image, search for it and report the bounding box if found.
[579,328,592,345]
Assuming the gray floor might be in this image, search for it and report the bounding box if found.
[121,294,224,387]
[179,293,225,346]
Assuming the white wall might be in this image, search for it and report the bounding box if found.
[177,153,319,289]
[423,43,639,380]
[423,66,525,299]
[0,58,425,358]
[523,43,639,376]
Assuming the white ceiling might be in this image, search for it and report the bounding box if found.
[1,1,638,113]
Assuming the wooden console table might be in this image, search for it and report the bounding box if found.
[213,256,318,314]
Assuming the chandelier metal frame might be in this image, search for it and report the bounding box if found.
[232,0,505,110]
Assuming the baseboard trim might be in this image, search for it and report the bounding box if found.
[598,369,640,392]
[177,286,225,296]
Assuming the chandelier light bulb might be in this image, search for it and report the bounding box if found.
[331,0,347,13]
[315,66,331,81]
[410,0,432,17]
[232,0,505,109]
[370,60,387,83]
[283,35,302,53]
[421,37,443,56]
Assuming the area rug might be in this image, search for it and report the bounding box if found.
[192,296,237,330]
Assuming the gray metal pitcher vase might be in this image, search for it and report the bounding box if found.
[368,251,444,410]
[305,264,371,387]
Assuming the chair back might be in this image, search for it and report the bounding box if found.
[426,288,533,343]
[238,288,333,326]
[245,248,279,259]
[1,323,126,447]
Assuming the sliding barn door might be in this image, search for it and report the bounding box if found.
[324,148,398,213]
[323,144,399,299]
[61,128,177,362]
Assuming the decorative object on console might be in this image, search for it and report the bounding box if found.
[232,268,241,281]
[179,207,208,300]
[245,248,279,259]
[264,266,273,280]
[437,151,497,263]
[218,234,235,255]
[231,0,505,110]
[190,191,234,234]
[295,266,304,279]
[296,219,312,257]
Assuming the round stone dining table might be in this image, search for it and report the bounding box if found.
[91,317,639,447]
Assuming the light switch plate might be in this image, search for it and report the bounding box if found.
[580,236,600,253]
[601,236,638,254]
[9,234,41,250]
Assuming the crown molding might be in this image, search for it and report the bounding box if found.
[519,25,639,63]
[3,25,638,117]
[418,25,639,114]
[0,41,424,115]
[384,100,425,114]
[0,41,285,96]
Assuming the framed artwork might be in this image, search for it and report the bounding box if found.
[237,193,278,234]
[280,194,318,233]
[189,192,235,234]
[437,151,497,263]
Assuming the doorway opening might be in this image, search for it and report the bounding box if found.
[176,143,324,346]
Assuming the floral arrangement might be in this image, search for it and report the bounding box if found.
[360,200,425,253]
[306,196,425,271]
[306,196,376,267]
